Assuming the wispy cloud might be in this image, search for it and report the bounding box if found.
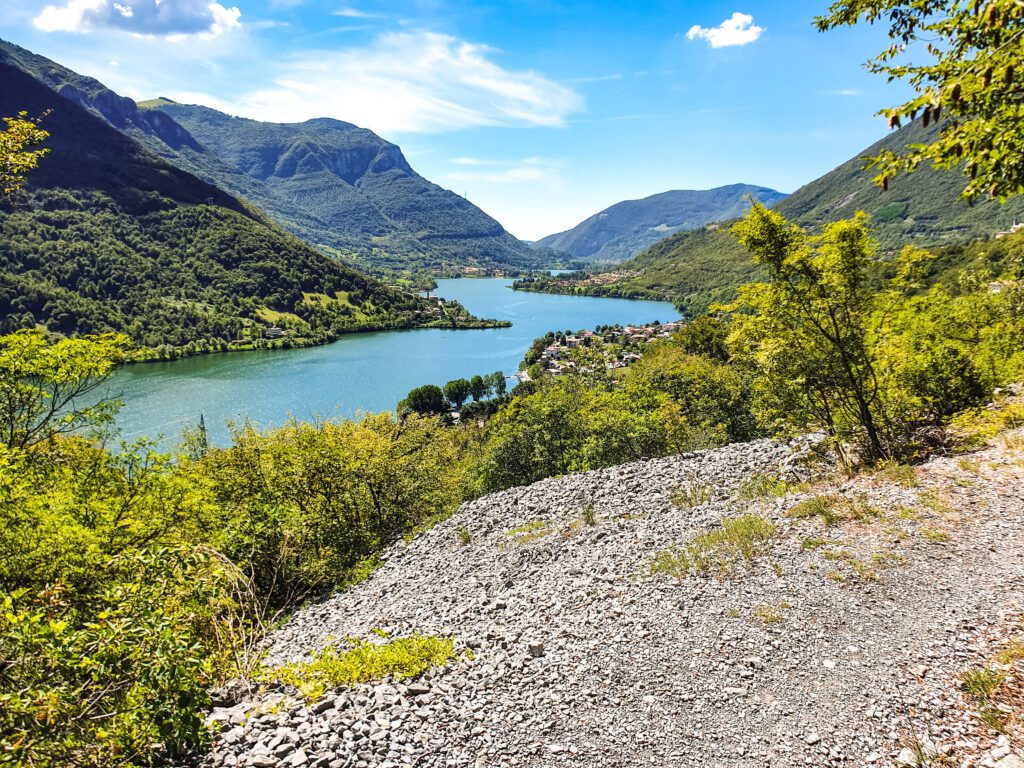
[443,156,559,184]
[451,157,505,166]
[824,88,862,97]
[686,12,764,48]
[333,6,381,18]
[569,73,623,84]
[191,31,583,134]
[34,0,241,38]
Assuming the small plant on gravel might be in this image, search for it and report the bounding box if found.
[736,473,791,500]
[671,482,713,509]
[649,514,776,578]
[787,494,880,526]
[753,604,788,624]
[262,634,456,701]
[456,526,471,546]
[950,401,1024,448]
[960,666,1005,702]
[960,665,1011,732]
[582,501,597,526]
[918,489,954,515]
[957,457,981,474]
[800,537,828,550]
[875,462,920,487]
[996,638,1024,665]
[507,519,552,544]
[920,527,949,543]
[1004,432,1024,450]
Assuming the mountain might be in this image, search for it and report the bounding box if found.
[533,184,788,263]
[516,122,1024,315]
[0,60,489,354]
[0,39,541,278]
[773,119,1024,247]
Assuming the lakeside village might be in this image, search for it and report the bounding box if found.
[517,320,686,382]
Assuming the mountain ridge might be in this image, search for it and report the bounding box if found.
[533,184,788,263]
[0,59,492,353]
[0,37,543,278]
[515,121,1024,314]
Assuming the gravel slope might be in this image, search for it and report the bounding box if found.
[198,432,1024,768]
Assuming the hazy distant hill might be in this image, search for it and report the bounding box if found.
[0,38,542,277]
[533,184,787,263]
[0,60,465,351]
[516,122,1024,315]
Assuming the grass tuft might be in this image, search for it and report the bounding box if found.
[736,473,791,500]
[671,482,713,510]
[650,514,776,578]
[875,462,920,487]
[456,526,471,546]
[786,494,880,526]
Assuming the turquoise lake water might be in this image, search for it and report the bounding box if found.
[104,279,680,446]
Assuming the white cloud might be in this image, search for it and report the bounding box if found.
[824,88,862,97]
[686,12,764,48]
[333,6,380,18]
[451,157,504,166]
[442,156,559,184]
[34,0,241,38]
[195,31,583,134]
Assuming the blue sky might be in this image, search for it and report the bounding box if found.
[1,0,909,239]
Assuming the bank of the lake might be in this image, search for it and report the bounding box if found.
[105,279,681,446]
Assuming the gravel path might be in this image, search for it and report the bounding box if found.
[198,431,1024,768]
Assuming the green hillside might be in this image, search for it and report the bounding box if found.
[0,39,542,278]
[533,184,787,263]
[517,121,1024,315]
[773,120,1024,247]
[0,62,490,355]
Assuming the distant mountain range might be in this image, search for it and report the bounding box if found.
[0,56,486,351]
[0,39,541,277]
[533,184,788,263]
[515,121,1024,315]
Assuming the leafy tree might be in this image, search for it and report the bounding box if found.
[0,112,48,197]
[724,205,903,461]
[817,0,1024,200]
[671,315,732,362]
[488,370,507,396]
[469,374,488,401]
[0,329,130,450]
[723,204,1022,462]
[442,378,471,408]
[399,384,447,415]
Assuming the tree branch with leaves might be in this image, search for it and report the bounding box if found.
[817,0,1024,200]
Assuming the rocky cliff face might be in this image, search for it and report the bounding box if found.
[196,431,1024,768]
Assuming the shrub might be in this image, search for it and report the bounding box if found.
[0,547,237,767]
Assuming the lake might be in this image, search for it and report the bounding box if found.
[105,278,680,446]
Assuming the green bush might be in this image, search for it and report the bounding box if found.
[0,547,237,767]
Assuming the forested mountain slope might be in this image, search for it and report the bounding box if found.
[517,122,1024,315]
[0,39,542,277]
[0,62,479,354]
[534,184,787,263]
